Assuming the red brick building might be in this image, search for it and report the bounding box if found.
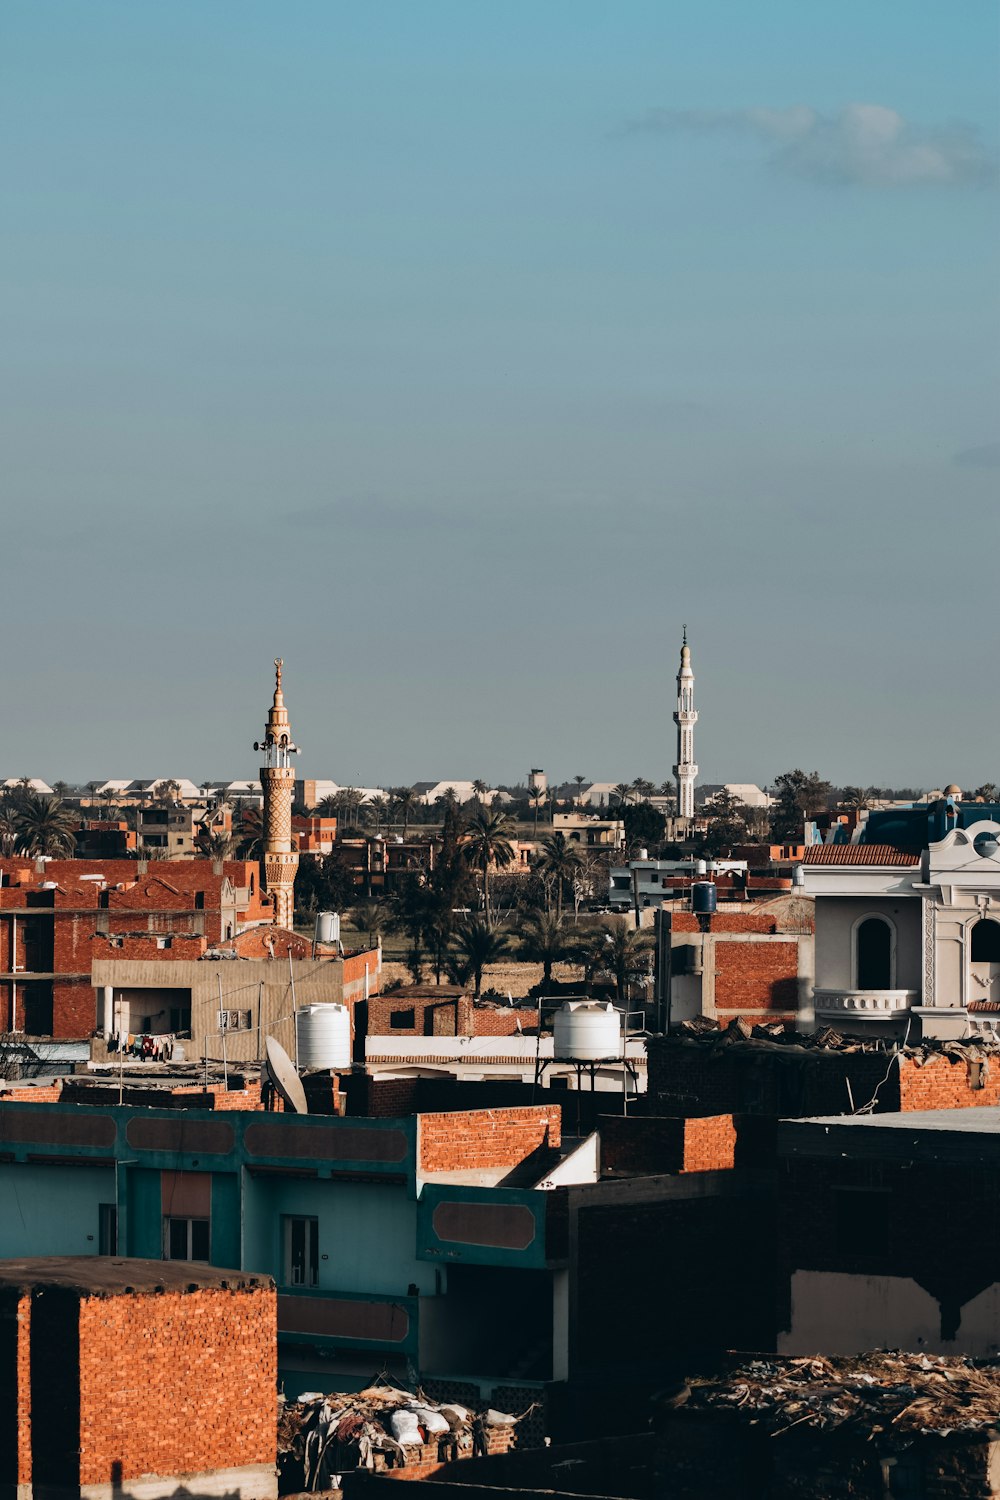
[0,857,273,1037]
[0,1256,276,1499]
[656,896,815,1029]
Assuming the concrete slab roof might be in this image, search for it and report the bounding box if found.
[0,1257,273,1296]
[792,1108,1000,1133]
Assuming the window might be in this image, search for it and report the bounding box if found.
[855,917,893,990]
[155,937,172,950]
[165,1217,210,1261]
[98,1203,117,1256]
[390,1008,416,1029]
[283,1216,319,1286]
[971,920,1000,962]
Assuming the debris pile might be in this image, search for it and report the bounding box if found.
[278,1382,523,1493]
[681,1353,1000,1444]
[672,1015,1000,1064]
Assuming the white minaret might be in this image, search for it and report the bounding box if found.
[672,626,698,821]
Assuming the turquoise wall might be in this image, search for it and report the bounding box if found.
[0,1164,115,1257]
[244,1177,436,1294]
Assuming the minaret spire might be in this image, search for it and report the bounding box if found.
[254,658,300,929]
[672,630,698,824]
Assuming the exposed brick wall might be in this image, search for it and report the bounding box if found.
[471,1009,540,1036]
[713,941,800,1013]
[672,911,789,935]
[600,1116,689,1175]
[0,856,272,1038]
[73,1284,276,1485]
[0,1083,64,1105]
[896,1054,1000,1111]
[682,1115,737,1172]
[367,993,473,1038]
[418,1107,561,1173]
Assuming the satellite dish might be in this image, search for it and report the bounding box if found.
[265,1035,308,1115]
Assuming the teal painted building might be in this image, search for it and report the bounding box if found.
[0,1102,567,1398]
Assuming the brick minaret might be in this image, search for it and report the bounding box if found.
[255,658,299,929]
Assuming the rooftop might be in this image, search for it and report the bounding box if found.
[802,844,921,866]
[0,1256,272,1296]
[793,1107,1000,1134]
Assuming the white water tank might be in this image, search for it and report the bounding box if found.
[295,1003,351,1070]
[315,911,340,945]
[553,1001,622,1061]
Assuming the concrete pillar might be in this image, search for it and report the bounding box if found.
[103,986,114,1038]
[552,1268,570,1382]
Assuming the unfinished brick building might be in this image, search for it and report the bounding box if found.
[655,897,815,1030]
[0,1256,276,1499]
[0,856,273,1036]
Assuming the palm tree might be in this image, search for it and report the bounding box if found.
[585,919,654,1003]
[368,795,389,833]
[197,831,235,861]
[517,910,569,987]
[333,788,365,829]
[472,779,489,804]
[154,779,182,804]
[351,899,387,948]
[315,794,340,817]
[390,786,418,839]
[13,794,78,858]
[462,808,515,926]
[535,832,583,918]
[572,775,588,806]
[632,778,657,801]
[448,917,510,998]
[612,782,634,809]
[235,808,264,859]
[0,804,20,855]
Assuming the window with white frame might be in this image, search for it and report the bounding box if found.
[283,1216,319,1287]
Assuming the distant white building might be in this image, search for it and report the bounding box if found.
[705,783,774,810]
[2,778,53,796]
[412,781,504,806]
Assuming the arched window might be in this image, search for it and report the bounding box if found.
[971,920,1000,963]
[856,916,893,990]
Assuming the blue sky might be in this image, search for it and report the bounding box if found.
[1,1,997,790]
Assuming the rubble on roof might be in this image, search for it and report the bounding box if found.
[669,1015,1000,1062]
[676,1353,1000,1445]
[277,1381,524,1492]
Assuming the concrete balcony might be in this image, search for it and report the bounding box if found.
[813,988,919,1022]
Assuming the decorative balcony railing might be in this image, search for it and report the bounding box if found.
[813,988,918,1020]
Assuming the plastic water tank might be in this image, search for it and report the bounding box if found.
[691,882,718,915]
[553,1001,622,1061]
[295,1004,351,1070]
[314,911,340,945]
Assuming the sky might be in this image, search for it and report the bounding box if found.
[1,1,997,792]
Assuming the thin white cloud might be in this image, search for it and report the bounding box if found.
[954,442,1000,468]
[630,102,997,187]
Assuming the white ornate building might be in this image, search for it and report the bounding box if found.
[801,789,1000,1037]
[672,628,698,823]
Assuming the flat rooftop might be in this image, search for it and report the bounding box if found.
[0,1257,272,1296]
[793,1108,1000,1133]
[779,1108,1000,1165]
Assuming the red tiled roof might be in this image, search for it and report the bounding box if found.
[803,844,921,867]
